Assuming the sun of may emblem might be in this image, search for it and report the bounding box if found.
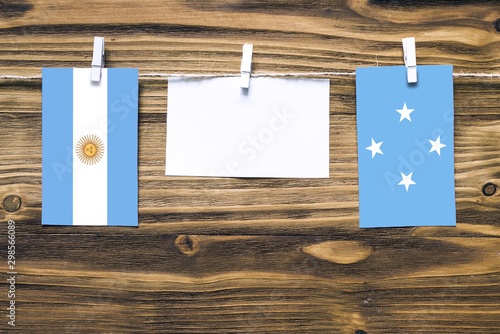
[76,134,104,165]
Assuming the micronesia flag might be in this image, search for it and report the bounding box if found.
[356,65,456,228]
[42,68,139,226]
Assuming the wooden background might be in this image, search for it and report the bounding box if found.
[1,0,499,333]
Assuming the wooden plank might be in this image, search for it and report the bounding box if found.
[0,1,498,76]
[10,233,500,333]
[0,0,499,332]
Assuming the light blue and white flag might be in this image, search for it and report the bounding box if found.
[42,68,138,226]
[356,65,456,228]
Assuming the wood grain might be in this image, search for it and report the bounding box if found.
[1,0,499,333]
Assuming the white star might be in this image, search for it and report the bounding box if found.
[398,172,416,192]
[429,135,446,156]
[396,102,414,122]
[365,138,383,158]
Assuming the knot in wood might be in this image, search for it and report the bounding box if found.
[174,235,200,256]
[302,241,372,264]
[482,182,497,196]
[2,195,22,213]
[494,19,500,32]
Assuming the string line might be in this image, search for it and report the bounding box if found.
[0,71,499,80]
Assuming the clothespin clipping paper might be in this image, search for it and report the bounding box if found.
[240,44,253,89]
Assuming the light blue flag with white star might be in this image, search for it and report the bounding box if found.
[356,65,456,228]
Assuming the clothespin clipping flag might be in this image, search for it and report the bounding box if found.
[355,65,456,228]
[42,38,139,226]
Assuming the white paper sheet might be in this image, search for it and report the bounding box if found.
[166,77,330,178]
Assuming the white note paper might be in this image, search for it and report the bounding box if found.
[166,77,330,178]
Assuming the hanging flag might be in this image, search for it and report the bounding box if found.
[42,68,139,226]
[356,65,456,228]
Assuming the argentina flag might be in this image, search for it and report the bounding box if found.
[356,65,456,228]
[42,68,138,226]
